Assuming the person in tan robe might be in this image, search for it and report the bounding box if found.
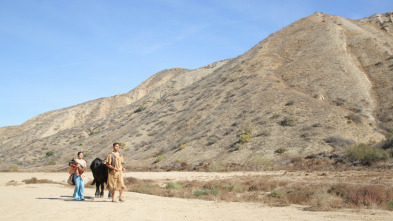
[106,143,126,202]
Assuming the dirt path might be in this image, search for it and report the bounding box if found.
[1,172,392,221]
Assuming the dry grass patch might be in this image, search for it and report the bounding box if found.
[123,174,393,211]
[22,177,60,184]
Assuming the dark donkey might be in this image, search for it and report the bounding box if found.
[90,158,111,198]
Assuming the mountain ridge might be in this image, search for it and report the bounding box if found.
[1,11,393,170]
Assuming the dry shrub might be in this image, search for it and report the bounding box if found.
[287,189,314,205]
[122,174,393,211]
[328,183,393,209]
[328,183,351,198]
[23,177,57,184]
[243,176,286,192]
[286,183,317,205]
[325,135,356,148]
[288,157,334,171]
[349,185,387,207]
[309,188,343,211]
[281,115,298,126]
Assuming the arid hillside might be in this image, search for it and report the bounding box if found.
[1,12,393,170]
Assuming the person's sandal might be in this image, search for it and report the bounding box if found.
[119,199,125,202]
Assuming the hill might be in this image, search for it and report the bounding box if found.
[1,12,393,171]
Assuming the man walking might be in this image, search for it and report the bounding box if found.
[106,142,126,202]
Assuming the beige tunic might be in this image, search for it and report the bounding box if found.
[106,152,126,191]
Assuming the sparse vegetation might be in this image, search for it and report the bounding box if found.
[388,200,393,211]
[7,165,19,172]
[134,106,146,113]
[193,189,208,196]
[325,135,356,148]
[208,163,225,172]
[178,137,188,150]
[269,188,284,198]
[122,174,393,211]
[178,143,186,150]
[83,151,92,157]
[155,155,164,163]
[256,130,270,137]
[345,113,363,124]
[239,133,251,144]
[166,182,182,189]
[210,188,219,196]
[239,126,253,144]
[45,151,54,157]
[44,159,56,166]
[285,100,295,106]
[249,155,272,167]
[281,115,297,126]
[275,147,288,154]
[381,136,393,150]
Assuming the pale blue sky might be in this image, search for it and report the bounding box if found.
[1,0,392,127]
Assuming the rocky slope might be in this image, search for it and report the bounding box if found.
[1,12,393,170]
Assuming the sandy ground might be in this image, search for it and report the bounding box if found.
[1,172,392,221]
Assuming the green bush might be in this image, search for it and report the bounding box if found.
[346,144,390,165]
[155,155,164,163]
[193,189,208,196]
[239,133,251,144]
[210,188,219,196]
[269,189,284,198]
[179,143,186,150]
[239,126,253,144]
[166,183,182,189]
[46,151,54,157]
[222,185,234,191]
